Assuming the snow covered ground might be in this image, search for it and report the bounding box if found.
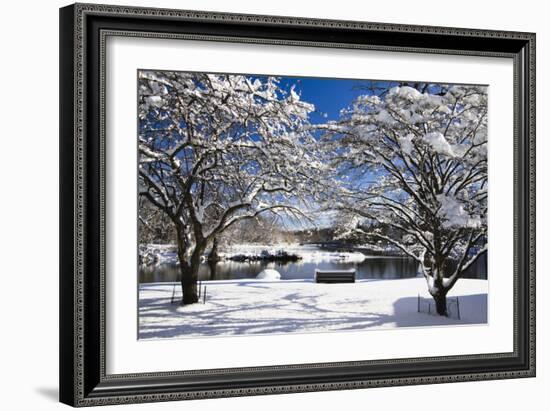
[139,277,487,339]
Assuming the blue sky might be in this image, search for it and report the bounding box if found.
[142,72,397,230]
[278,76,372,124]
[272,76,376,230]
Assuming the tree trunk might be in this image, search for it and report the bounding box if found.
[208,260,217,281]
[181,271,199,305]
[429,279,448,316]
[208,238,220,262]
[207,238,219,280]
[175,228,203,305]
[432,291,448,316]
[180,249,204,305]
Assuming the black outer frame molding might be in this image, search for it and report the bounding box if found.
[59,3,536,407]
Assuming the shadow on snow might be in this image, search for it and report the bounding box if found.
[138,281,487,339]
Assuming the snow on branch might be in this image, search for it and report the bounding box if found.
[138,70,323,260]
[321,83,487,290]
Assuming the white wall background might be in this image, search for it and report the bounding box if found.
[0,0,545,409]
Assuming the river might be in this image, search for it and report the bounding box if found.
[139,247,487,283]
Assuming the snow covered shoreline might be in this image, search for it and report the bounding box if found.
[139,243,369,266]
[139,277,488,339]
[221,244,367,263]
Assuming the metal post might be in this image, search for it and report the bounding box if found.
[170,283,176,304]
[456,297,461,320]
[203,286,207,304]
[417,294,420,313]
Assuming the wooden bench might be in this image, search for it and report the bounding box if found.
[315,269,356,283]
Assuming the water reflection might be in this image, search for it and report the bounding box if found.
[139,253,487,283]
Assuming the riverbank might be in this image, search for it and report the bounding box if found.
[139,243,371,266]
[221,244,367,263]
[139,278,488,339]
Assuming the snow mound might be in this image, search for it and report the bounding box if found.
[256,269,281,280]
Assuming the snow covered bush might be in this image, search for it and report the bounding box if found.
[256,269,281,280]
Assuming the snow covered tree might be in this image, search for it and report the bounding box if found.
[322,84,488,315]
[138,196,176,244]
[138,71,321,304]
[218,215,297,246]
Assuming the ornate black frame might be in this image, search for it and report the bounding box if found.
[59,3,536,407]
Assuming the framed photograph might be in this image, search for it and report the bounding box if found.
[59,3,536,407]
